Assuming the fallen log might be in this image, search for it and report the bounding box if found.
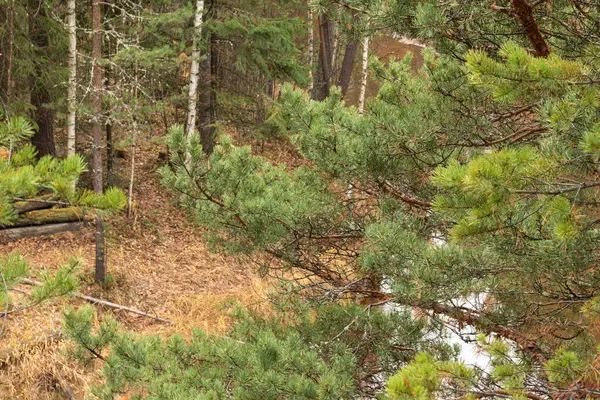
[13,197,54,214]
[2,207,86,228]
[0,222,85,241]
[21,279,171,323]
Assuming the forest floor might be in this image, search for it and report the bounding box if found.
[0,127,274,399]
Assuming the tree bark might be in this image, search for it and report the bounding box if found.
[185,0,205,142]
[5,0,15,108]
[337,36,359,96]
[307,10,314,93]
[314,13,334,100]
[28,0,56,157]
[92,0,106,284]
[66,0,77,157]
[0,222,84,241]
[104,0,113,185]
[198,0,217,156]
[357,36,369,115]
[511,0,550,57]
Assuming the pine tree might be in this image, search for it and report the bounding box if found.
[53,0,600,398]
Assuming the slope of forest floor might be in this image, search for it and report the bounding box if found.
[0,127,272,399]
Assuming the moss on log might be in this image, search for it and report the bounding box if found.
[1,207,86,228]
[12,194,56,214]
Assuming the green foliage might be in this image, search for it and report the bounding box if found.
[0,117,126,226]
[160,124,344,254]
[386,352,475,400]
[0,252,79,321]
[64,304,364,399]
[545,349,586,385]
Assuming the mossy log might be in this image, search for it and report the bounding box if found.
[1,207,86,228]
[12,194,56,214]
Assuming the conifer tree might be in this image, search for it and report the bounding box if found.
[59,0,600,398]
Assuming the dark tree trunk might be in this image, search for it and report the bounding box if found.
[94,216,105,283]
[1,0,15,109]
[198,0,217,156]
[313,13,334,100]
[337,37,359,96]
[92,0,106,284]
[28,0,56,157]
[0,4,7,105]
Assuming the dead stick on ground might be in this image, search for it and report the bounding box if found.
[21,278,171,323]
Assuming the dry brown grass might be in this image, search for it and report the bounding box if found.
[0,127,271,399]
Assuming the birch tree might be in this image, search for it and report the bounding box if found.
[357,36,368,115]
[184,0,205,142]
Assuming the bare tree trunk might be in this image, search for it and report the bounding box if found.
[28,0,56,157]
[307,10,314,93]
[66,0,77,157]
[314,13,334,100]
[357,36,369,115]
[185,0,205,142]
[104,0,113,185]
[92,0,105,284]
[331,23,338,76]
[128,4,141,220]
[337,37,358,96]
[198,0,216,156]
[5,0,14,108]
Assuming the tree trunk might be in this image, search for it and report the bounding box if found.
[28,0,56,157]
[307,10,314,93]
[314,13,334,100]
[94,216,105,284]
[128,5,141,220]
[337,36,359,96]
[92,0,105,284]
[198,0,216,156]
[185,0,205,142]
[104,0,113,185]
[66,0,77,157]
[5,0,15,108]
[357,36,369,115]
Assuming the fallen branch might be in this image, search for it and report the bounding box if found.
[21,279,171,323]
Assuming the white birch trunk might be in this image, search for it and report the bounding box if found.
[128,8,141,220]
[307,11,314,92]
[331,24,338,75]
[185,0,205,142]
[357,36,369,115]
[66,0,77,156]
